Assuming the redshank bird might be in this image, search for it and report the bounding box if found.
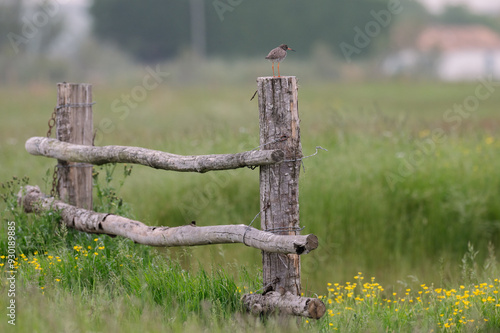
[265,44,295,78]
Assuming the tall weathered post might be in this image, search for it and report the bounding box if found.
[257,76,302,295]
[56,83,93,210]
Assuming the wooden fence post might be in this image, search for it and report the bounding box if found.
[257,76,302,295]
[56,83,93,210]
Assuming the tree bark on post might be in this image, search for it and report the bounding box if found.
[257,76,302,295]
[56,83,93,210]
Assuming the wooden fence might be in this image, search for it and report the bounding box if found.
[19,80,325,319]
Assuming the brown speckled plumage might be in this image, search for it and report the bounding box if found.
[265,44,295,77]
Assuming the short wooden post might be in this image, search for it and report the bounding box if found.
[257,76,302,295]
[56,83,93,210]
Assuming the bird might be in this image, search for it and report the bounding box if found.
[265,44,295,78]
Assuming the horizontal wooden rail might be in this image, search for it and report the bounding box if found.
[18,186,318,255]
[25,137,284,173]
[242,291,325,319]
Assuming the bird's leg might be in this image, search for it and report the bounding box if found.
[272,63,275,77]
[277,62,281,78]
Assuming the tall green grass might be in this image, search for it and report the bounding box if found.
[0,173,262,332]
[1,178,499,332]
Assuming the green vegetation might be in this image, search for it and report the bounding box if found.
[0,171,260,332]
[313,269,500,331]
[1,80,500,331]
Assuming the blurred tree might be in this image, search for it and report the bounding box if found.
[0,0,64,84]
[90,0,394,62]
[436,5,500,31]
[91,1,190,62]
[189,0,206,58]
[206,0,390,59]
[389,0,431,51]
[1,0,64,55]
[0,0,23,51]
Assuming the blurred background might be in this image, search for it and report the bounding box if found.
[2,0,500,292]
[2,0,500,83]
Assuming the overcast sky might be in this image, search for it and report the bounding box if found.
[418,0,500,13]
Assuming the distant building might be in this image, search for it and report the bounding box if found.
[383,25,500,81]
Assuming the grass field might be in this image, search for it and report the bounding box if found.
[1,78,500,331]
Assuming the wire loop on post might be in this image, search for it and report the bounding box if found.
[56,102,96,110]
[56,163,93,169]
[263,226,305,234]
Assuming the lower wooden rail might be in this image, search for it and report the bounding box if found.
[18,185,318,255]
[242,291,326,319]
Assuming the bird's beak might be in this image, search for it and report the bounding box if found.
[288,47,295,51]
